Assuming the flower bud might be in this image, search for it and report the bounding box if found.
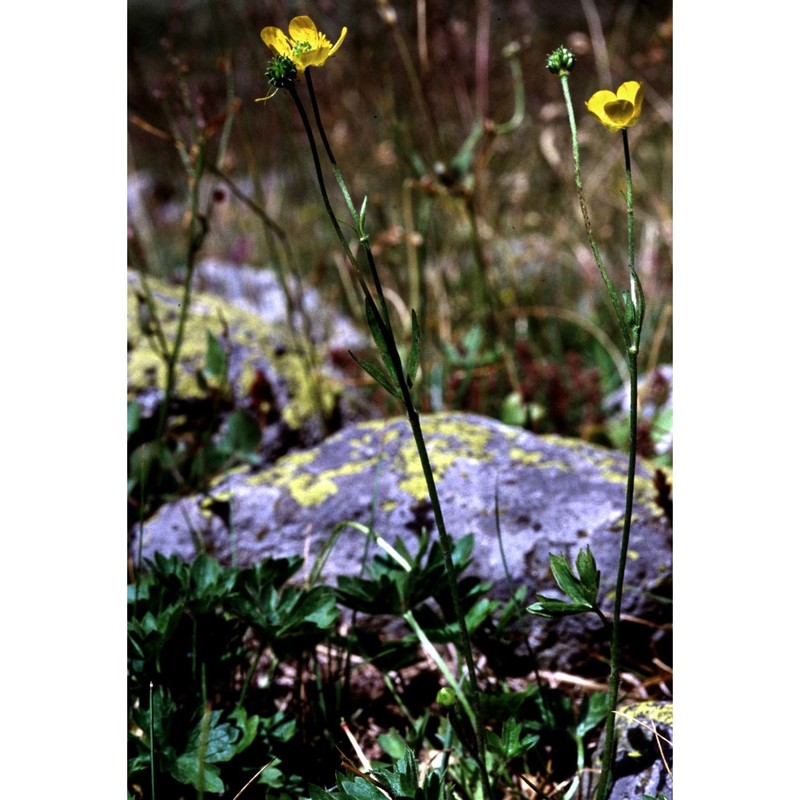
[436,687,457,707]
[266,54,297,89]
[546,45,576,76]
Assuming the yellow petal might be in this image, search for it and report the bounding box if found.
[616,81,642,106]
[289,15,319,44]
[261,26,291,58]
[586,90,616,117]
[586,90,617,129]
[616,81,643,126]
[298,51,324,70]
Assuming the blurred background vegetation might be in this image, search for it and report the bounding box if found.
[128,0,672,455]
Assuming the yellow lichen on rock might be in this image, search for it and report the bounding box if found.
[619,701,673,726]
[396,416,496,500]
[127,271,342,433]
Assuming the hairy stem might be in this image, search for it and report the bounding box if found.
[559,74,628,349]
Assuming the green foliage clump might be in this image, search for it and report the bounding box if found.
[128,554,337,797]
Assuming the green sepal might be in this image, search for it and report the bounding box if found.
[622,290,636,330]
[622,268,646,346]
[631,268,646,328]
[406,308,421,388]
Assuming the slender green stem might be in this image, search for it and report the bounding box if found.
[495,45,526,135]
[155,139,209,442]
[401,180,429,338]
[623,131,635,290]
[204,161,289,245]
[465,193,498,343]
[198,664,209,800]
[559,74,628,349]
[285,83,399,409]
[384,15,444,162]
[399,404,491,798]
[305,73,396,334]
[608,126,643,795]
[149,681,156,800]
[237,641,266,708]
[558,74,645,800]
[287,82,402,423]
[622,128,645,354]
[403,610,476,730]
[304,74,337,177]
[286,84,369,294]
[298,74,492,800]
[369,527,476,730]
[134,452,146,611]
[135,271,171,360]
[595,352,638,800]
[594,128,643,800]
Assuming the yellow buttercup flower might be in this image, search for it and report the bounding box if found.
[261,15,347,73]
[585,81,643,132]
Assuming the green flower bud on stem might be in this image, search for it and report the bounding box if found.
[436,687,458,707]
[546,45,576,76]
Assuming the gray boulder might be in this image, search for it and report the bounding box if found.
[193,258,366,354]
[134,412,671,672]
